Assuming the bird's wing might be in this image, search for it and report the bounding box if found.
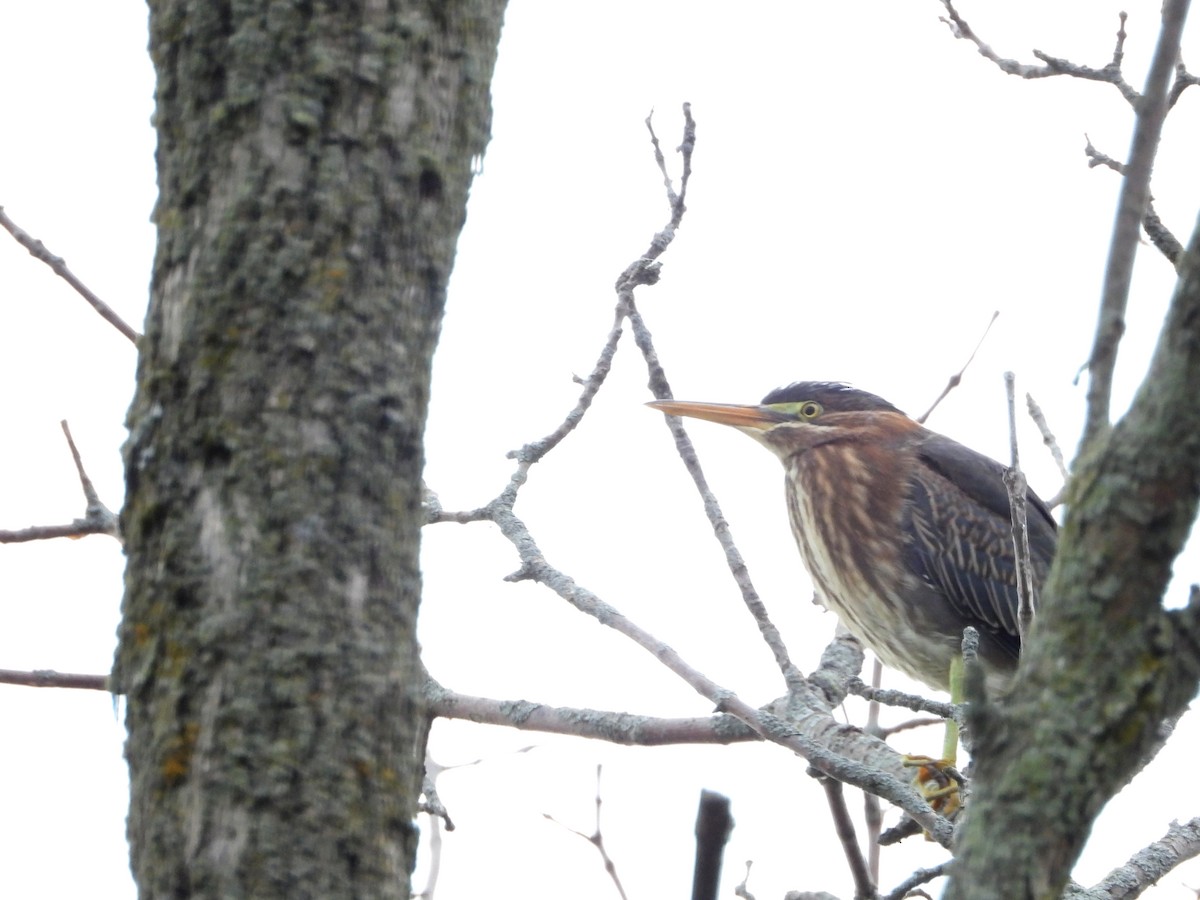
[902,434,1057,655]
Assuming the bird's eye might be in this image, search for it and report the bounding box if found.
[768,400,824,419]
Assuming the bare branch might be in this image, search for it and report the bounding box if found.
[499,491,954,839]
[813,769,875,899]
[863,657,884,884]
[0,205,140,344]
[0,422,121,543]
[0,520,120,543]
[419,756,463,832]
[1083,134,1127,175]
[60,420,120,538]
[939,1,1062,80]
[1025,393,1069,485]
[1082,0,1190,447]
[848,680,956,721]
[940,4,1139,105]
[942,4,1190,306]
[417,742,541,899]
[630,111,802,689]
[1144,204,1186,266]
[1065,818,1200,899]
[874,717,945,741]
[806,630,865,709]
[0,669,109,690]
[504,294,626,472]
[1003,372,1036,644]
[1167,59,1200,108]
[883,861,952,900]
[1031,44,1139,107]
[917,310,999,424]
[637,312,802,687]
[1084,135,1185,267]
[543,766,630,900]
[426,677,762,745]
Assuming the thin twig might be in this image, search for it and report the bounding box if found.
[0,422,121,543]
[412,811,444,900]
[637,330,801,686]
[0,206,140,344]
[940,4,1140,105]
[417,742,541,900]
[1025,393,1069,483]
[875,717,946,740]
[0,521,119,543]
[917,310,999,424]
[1003,373,1036,643]
[504,298,626,472]
[814,770,875,899]
[1084,135,1184,267]
[1167,60,1200,108]
[848,680,956,721]
[863,657,884,883]
[1082,0,1191,448]
[60,420,119,536]
[543,766,630,900]
[0,669,109,690]
[883,860,952,900]
[734,861,756,900]
[631,111,802,690]
[1083,134,1125,175]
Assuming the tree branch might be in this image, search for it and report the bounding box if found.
[1002,372,1037,645]
[0,669,109,690]
[0,421,120,543]
[1084,135,1185,267]
[426,678,762,745]
[0,205,140,344]
[1066,818,1200,899]
[1082,0,1190,447]
[939,4,1140,106]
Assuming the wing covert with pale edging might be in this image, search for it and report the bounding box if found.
[902,432,1057,659]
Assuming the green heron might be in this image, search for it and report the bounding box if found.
[650,382,1057,696]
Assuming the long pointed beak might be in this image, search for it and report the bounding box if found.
[646,400,790,431]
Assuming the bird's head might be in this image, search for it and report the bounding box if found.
[647,381,915,460]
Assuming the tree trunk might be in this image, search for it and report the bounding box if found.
[115,2,506,896]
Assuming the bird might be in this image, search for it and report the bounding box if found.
[649,381,1057,697]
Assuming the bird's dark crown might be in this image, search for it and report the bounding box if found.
[760,381,904,416]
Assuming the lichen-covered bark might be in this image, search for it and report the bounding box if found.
[115,2,506,896]
[947,217,1200,899]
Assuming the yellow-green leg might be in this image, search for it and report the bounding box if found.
[942,655,963,764]
[903,657,964,824]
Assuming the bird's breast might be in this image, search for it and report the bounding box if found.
[783,448,946,688]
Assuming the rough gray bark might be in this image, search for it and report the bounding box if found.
[947,216,1200,898]
[115,2,506,897]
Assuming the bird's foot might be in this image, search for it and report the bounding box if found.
[903,754,962,822]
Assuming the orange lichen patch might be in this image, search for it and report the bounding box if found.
[161,723,200,787]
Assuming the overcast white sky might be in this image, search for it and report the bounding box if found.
[1,2,1198,898]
